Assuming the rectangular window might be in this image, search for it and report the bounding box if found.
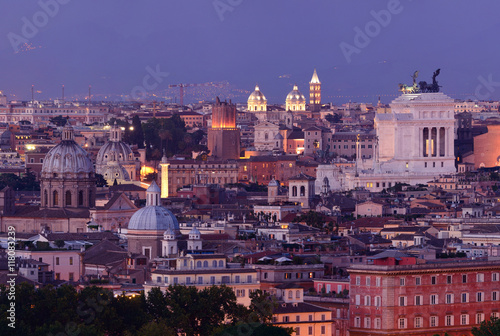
[197,276,203,284]
[400,278,405,286]
[309,315,313,322]
[364,317,371,329]
[156,276,161,283]
[398,318,407,329]
[366,277,371,286]
[430,316,437,327]
[364,296,371,306]
[461,314,469,325]
[375,296,381,307]
[354,317,361,328]
[321,314,325,321]
[415,277,421,285]
[375,318,381,329]
[476,313,484,324]
[308,326,313,335]
[69,273,74,281]
[376,277,381,287]
[296,315,300,322]
[463,274,467,283]
[56,257,60,265]
[431,276,436,284]
[283,316,289,323]
[321,326,325,334]
[186,277,191,284]
[414,317,422,328]
[446,293,454,304]
[173,277,178,284]
[247,275,252,283]
[493,272,499,281]
[399,296,407,306]
[295,327,300,335]
[477,273,484,282]
[356,276,361,285]
[477,292,483,302]
[430,294,438,305]
[493,291,499,301]
[355,295,360,306]
[445,315,453,326]
[461,292,469,303]
[415,295,422,306]
[447,275,452,284]
[235,276,240,283]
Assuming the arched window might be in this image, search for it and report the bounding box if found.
[65,191,72,206]
[212,260,217,268]
[288,291,293,299]
[203,261,208,268]
[78,191,84,206]
[292,186,297,197]
[218,260,224,267]
[53,190,58,206]
[88,190,93,207]
[44,190,48,207]
[197,261,202,268]
[265,133,268,141]
[296,290,301,298]
[300,186,306,196]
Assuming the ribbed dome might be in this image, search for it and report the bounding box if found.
[41,126,93,176]
[128,206,179,231]
[248,85,267,102]
[96,141,133,166]
[286,84,306,103]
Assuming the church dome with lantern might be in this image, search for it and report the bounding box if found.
[40,124,96,209]
[128,181,179,232]
[96,123,137,184]
[127,180,179,259]
[285,84,306,111]
[247,84,267,112]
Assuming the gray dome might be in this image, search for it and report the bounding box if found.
[41,127,94,176]
[268,179,279,187]
[128,206,179,231]
[96,141,134,166]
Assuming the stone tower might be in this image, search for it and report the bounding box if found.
[207,97,240,160]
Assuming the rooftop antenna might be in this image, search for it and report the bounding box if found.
[88,85,91,104]
[31,85,34,103]
[62,85,65,101]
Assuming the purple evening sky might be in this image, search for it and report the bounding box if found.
[0,0,499,104]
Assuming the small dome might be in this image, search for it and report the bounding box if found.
[268,179,279,187]
[286,84,306,103]
[189,226,201,236]
[41,126,94,176]
[163,227,176,239]
[147,180,161,193]
[128,206,179,231]
[248,85,267,102]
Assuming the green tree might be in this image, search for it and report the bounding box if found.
[130,115,145,148]
[325,113,342,124]
[95,173,108,187]
[214,323,292,336]
[472,317,500,335]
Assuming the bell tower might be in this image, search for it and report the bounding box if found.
[309,69,321,113]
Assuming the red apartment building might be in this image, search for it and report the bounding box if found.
[348,255,500,336]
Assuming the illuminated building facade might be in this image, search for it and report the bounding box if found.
[349,259,500,336]
[207,97,240,160]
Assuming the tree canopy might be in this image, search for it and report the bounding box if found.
[0,171,40,191]
[0,283,290,336]
[472,317,500,336]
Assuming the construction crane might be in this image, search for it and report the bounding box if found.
[168,83,222,106]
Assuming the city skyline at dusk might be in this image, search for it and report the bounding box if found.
[1,1,500,103]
